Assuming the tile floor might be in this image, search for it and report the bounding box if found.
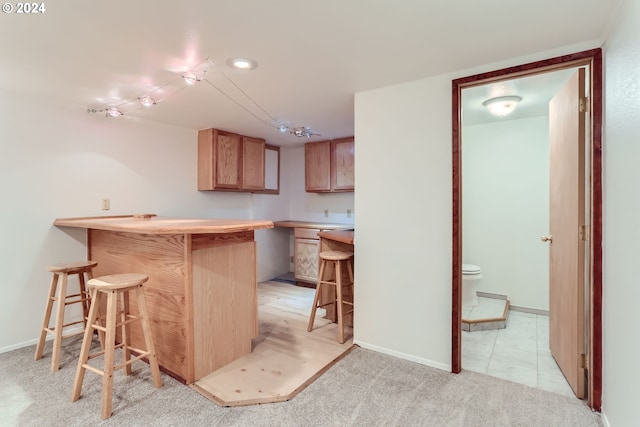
[462,306,575,398]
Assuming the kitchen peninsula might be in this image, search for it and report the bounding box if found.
[53,214,273,384]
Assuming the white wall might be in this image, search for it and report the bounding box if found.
[284,145,355,225]
[463,117,550,311]
[353,40,599,370]
[602,0,640,425]
[354,75,453,369]
[0,90,289,352]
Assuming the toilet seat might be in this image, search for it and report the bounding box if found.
[462,264,481,275]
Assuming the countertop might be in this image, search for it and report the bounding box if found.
[318,230,354,245]
[54,215,274,235]
[273,220,354,230]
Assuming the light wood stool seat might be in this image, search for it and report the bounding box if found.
[308,251,354,343]
[71,273,163,420]
[35,260,98,371]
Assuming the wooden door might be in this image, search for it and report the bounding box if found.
[548,68,586,398]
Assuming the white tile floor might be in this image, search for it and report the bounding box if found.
[462,309,576,398]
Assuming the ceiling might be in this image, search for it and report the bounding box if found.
[0,1,620,146]
[462,68,578,126]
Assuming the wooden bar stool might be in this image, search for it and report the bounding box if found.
[71,273,163,420]
[308,251,354,343]
[35,260,98,371]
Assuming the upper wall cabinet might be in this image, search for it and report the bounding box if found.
[305,137,354,193]
[198,128,278,193]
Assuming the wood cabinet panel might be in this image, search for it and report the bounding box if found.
[215,132,242,189]
[305,141,331,192]
[331,137,355,191]
[305,137,354,193]
[295,238,319,283]
[193,240,256,380]
[242,136,265,191]
[198,128,270,193]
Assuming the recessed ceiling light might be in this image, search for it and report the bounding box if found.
[227,57,258,70]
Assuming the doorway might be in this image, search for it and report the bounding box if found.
[451,49,603,410]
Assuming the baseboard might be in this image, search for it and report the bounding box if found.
[354,340,451,372]
[476,291,508,300]
[600,411,610,427]
[0,325,84,354]
[510,305,549,316]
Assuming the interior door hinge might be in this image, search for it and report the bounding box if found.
[579,97,590,113]
[579,225,590,241]
[581,353,589,370]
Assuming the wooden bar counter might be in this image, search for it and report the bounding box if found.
[54,215,273,384]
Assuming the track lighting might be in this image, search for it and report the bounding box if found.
[182,72,204,85]
[138,96,156,107]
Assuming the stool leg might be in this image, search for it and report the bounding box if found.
[120,290,132,376]
[135,285,162,388]
[101,290,118,419]
[78,271,90,328]
[308,259,327,332]
[335,261,345,344]
[35,273,58,361]
[51,272,69,371]
[72,287,100,402]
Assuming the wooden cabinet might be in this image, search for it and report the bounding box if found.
[242,136,265,190]
[197,128,267,192]
[305,137,354,193]
[294,228,321,284]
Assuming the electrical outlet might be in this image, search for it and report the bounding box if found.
[324,209,328,217]
[347,209,352,217]
[102,198,110,210]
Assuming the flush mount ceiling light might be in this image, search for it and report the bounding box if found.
[138,95,156,107]
[482,95,522,117]
[227,57,258,70]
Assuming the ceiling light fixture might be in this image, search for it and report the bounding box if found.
[105,107,123,117]
[138,95,156,107]
[182,71,205,85]
[291,127,319,138]
[227,57,258,71]
[482,95,522,117]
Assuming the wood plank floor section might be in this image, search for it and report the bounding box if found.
[192,280,354,406]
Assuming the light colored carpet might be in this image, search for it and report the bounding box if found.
[0,336,602,426]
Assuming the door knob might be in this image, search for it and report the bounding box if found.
[541,235,553,243]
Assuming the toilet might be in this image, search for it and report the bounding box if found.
[462,264,482,307]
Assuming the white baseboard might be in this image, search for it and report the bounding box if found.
[354,340,451,372]
[1,325,84,354]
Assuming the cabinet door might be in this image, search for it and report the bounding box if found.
[305,141,331,192]
[294,238,319,283]
[214,131,243,189]
[331,137,355,191]
[242,136,265,191]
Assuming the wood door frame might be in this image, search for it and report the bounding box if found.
[451,48,602,410]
